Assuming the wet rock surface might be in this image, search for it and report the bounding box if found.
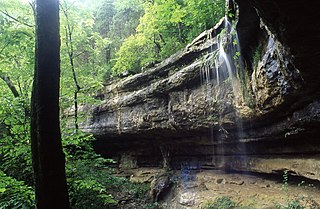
[248,0,320,88]
[80,1,320,181]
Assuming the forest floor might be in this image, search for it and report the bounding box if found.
[116,167,320,209]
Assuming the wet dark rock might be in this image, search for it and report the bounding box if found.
[248,0,320,88]
[251,35,303,111]
[228,180,244,185]
[149,172,173,202]
[80,1,320,181]
[215,178,226,184]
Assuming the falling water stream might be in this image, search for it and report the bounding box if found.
[200,13,246,164]
[180,12,248,202]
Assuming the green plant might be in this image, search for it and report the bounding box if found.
[285,199,303,209]
[143,202,161,209]
[276,170,304,209]
[67,158,118,208]
[0,170,35,209]
[0,97,33,186]
[64,132,118,208]
[214,196,236,209]
[67,158,150,208]
[282,170,289,193]
[252,45,262,70]
[113,0,225,76]
[275,198,303,209]
[63,133,150,208]
[68,177,117,209]
[238,206,256,209]
[202,196,237,209]
[201,200,215,209]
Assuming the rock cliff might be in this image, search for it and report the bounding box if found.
[81,0,320,181]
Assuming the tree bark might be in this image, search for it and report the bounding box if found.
[31,0,70,208]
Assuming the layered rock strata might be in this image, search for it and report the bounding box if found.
[81,0,320,181]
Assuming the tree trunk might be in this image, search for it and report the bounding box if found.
[62,4,80,131]
[31,0,70,208]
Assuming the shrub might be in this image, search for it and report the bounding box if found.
[202,196,236,209]
[0,170,35,209]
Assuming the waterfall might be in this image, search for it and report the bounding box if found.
[199,12,247,169]
[180,0,248,200]
[200,15,244,102]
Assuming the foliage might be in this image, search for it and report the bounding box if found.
[280,170,302,209]
[143,202,161,209]
[63,131,150,208]
[0,1,148,203]
[282,170,289,193]
[0,96,33,185]
[275,170,317,209]
[183,0,225,40]
[201,197,258,209]
[0,170,34,209]
[113,0,225,75]
[212,196,236,209]
[0,0,34,87]
[0,0,34,188]
[0,0,228,208]
[202,196,236,209]
[201,200,216,209]
[67,158,118,209]
[275,198,304,209]
[94,0,144,75]
[253,46,262,70]
[282,199,303,209]
[60,0,108,113]
[0,0,34,108]
[112,33,155,74]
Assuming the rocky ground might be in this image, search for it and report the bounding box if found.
[124,167,320,209]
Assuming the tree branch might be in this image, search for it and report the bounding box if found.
[0,71,20,97]
[0,10,34,28]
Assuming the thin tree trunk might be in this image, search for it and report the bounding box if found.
[62,4,80,131]
[67,27,80,131]
[31,0,70,208]
[74,90,79,130]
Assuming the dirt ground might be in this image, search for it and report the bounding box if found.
[126,168,320,208]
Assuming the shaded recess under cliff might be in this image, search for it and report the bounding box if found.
[81,0,320,181]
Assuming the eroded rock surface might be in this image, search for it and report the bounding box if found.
[81,0,320,181]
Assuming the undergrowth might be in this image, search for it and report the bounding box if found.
[1,128,319,209]
[0,131,151,209]
[0,171,35,208]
